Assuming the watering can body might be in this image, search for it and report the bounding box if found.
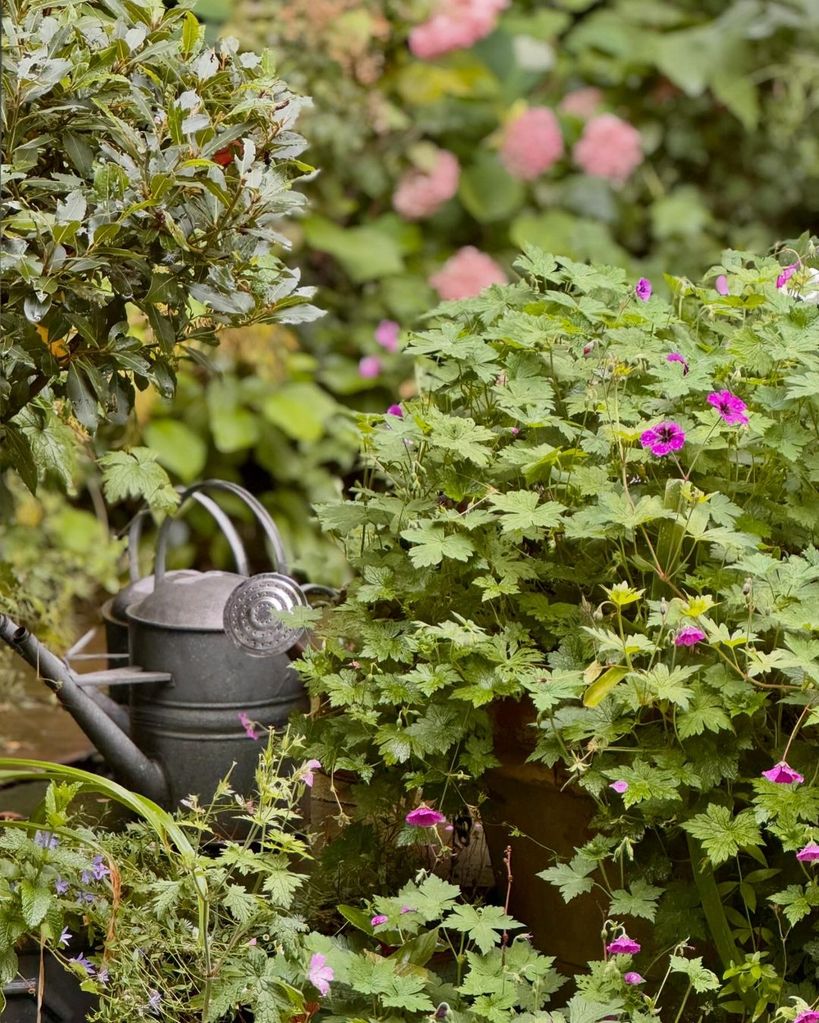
[0,481,327,811]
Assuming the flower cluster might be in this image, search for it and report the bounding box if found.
[429,246,507,300]
[393,148,461,220]
[500,107,564,180]
[572,113,643,183]
[409,0,508,60]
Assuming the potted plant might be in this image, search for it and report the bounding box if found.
[301,242,819,1008]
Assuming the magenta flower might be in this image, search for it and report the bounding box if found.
[624,972,645,985]
[308,953,334,997]
[675,626,706,647]
[715,274,729,295]
[238,712,259,741]
[359,355,382,379]
[386,404,403,418]
[405,805,447,828]
[301,759,322,788]
[666,352,689,375]
[794,1012,819,1023]
[607,934,641,955]
[796,842,819,863]
[762,760,804,785]
[375,320,400,352]
[776,262,799,289]
[371,914,389,927]
[610,780,629,794]
[58,928,71,948]
[635,278,652,301]
[707,390,749,426]
[640,421,685,457]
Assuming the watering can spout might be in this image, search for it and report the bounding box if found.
[0,615,168,804]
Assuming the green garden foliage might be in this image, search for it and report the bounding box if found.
[301,243,819,1015]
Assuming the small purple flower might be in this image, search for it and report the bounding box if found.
[238,712,259,741]
[34,830,58,849]
[776,262,799,289]
[147,990,162,1014]
[509,426,521,435]
[405,806,447,828]
[607,934,641,955]
[76,891,96,905]
[762,760,804,785]
[386,404,403,418]
[301,759,322,788]
[666,352,689,375]
[624,971,645,985]
[92,855,110,881]
[796,842,819,863]
[375,320,400,352]
[371,914,389,927]
[640,421,686,457]
[58,928,71,948]
[97,967,109,985]
[81,869,93,885]
[308,953,334,997]
[69,954,95,976]
[55,876,69,895]
[359,355,382,379]
[635,278,652,301]
[708,390,749,426]
[675,626,706,647]
[609,780,629,794]
[715,274,729,295]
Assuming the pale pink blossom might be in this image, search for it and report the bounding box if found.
[429,246,507,301]
[359,355,382,379]
[500,106,563,180]
[393,149,460,220]
[301,759,322,788]
[573,114,643,184]
[308,953,333,997]
[409,0,508,60]
[375,319,400,352]
[559,87,603,120]
[609,780,629,794]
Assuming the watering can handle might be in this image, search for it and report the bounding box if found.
[127,492,250,582]
[154,480,289,582]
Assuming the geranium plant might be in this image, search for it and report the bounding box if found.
[301,241,819,1016]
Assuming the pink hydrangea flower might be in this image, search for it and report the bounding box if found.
[405,805,447,828]
[375,319,400,352]
[715,274,730,295]
[635,277,652,301]
[359,355,382,379]
[308,953,333,997]
[409,0,508,60]
[667,352,689,374]
[429,246,508,301]
[559,87,602,120]
[796,842,819,863]
[393,149,460,220]
[607,934,641,955]
[387,404,404,418]
[675,626,706,647]
[371,914,389,927]
[762,760,804,785]
[301,759,322,788]
[624,972,645,985]
[776,262,799,289]
[609,780,629,794]
[707,390,749,426]
[238,712,259,741]
[640,421,685,457]
[500,107,563,181]
[573,114,642,183]
[794,1011,819,1023]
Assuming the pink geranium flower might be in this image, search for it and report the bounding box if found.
[405,805,447,828]
[609,780,629,794]
[707,390,749,426]
[500,107,564,180]
[607,934,641,955]
[429,247,507,301]
[667,352,689,374]
[387,404,404,418]
[301,759,322,788]
[371,914,389,927]
[393,149,460,220]
[624,972,645,985]
[359,355,382,379]
[715,274,730,295]
[796,842,819,863]
[573,114,643,183]
[635,277,652,301]
[762,760,804,785]
[375,320,400,352]
[794,1011,819,1023]
[409,0,508,60]
[640,421,685,457]
[675,626,705,647]
[238,712,259,741]
[776,262,799,289]
[308,953,334,997]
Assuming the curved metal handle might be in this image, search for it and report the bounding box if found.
[127,491,250,582]
[154,480,288,583]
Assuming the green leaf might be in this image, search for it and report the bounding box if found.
[400,524,475,568]
[98,447,179,513]
[538,853,596,903]
[583,664,630,707]
[488,491,565,537]
[143,419,207,484]
[302,217,403,282]
[768,884,819,927]
[669,954,720,993]
[608,880,663,922]
[459,152,525,224]
[261,383,336,443]
[442,903,521,954]
[3,424,37,492]
[683,805,764,866]
[20,880,51,927]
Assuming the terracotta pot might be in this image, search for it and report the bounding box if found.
[482,698,607,971]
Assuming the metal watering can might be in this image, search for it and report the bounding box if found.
[0,480,331,809]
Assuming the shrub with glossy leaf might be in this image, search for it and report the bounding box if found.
[302,242,819,1013]
[0,0,318,490]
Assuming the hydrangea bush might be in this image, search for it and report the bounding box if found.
[301,242,819,1016]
